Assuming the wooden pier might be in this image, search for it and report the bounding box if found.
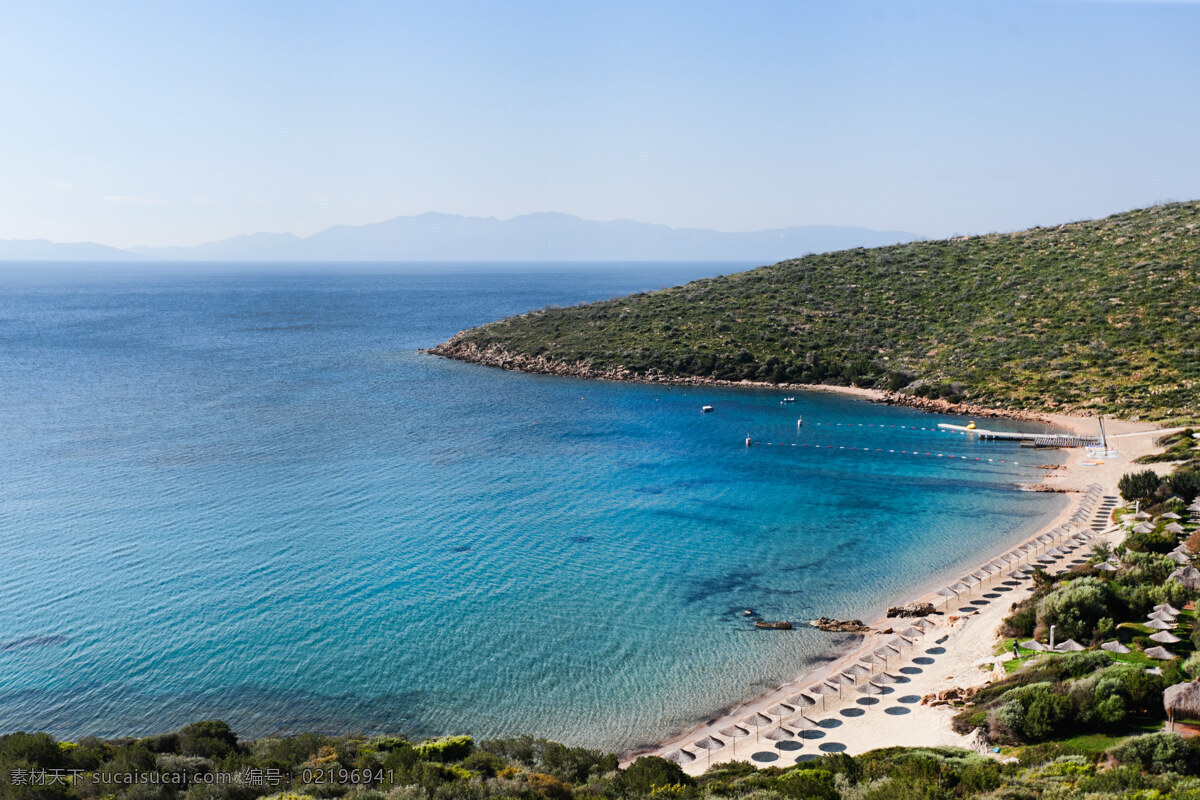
[937,423,1099,449]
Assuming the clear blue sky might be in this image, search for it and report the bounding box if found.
[1,0,1197,248]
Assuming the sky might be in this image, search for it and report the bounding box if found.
[1,0,1197,249]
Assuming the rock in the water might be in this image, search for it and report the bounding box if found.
[887,602,936,618]
[809,617,870,633]
[754,620,793,630]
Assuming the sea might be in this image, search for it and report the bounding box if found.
[0,263,1068,751]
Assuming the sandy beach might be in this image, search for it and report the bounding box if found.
[632,403,1182,772]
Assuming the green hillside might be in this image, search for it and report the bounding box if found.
[434,202,1200,420]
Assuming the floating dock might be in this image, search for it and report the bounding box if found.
[937,423,1099,449]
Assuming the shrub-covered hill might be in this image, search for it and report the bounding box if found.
[433,201,1200,420]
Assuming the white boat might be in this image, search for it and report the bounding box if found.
[781,397,796,403]
[701,405,714,413]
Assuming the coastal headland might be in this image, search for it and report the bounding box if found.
[429,201,1200,423]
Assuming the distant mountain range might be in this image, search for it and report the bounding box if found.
[0,239,145,261]
[2,213,923,262]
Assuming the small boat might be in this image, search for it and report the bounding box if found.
[701,405,714,413]
[796,417,803,427]
[781,397,796,403]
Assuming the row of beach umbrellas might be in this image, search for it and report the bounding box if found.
[666,619,942,765]
[933,484,1108,606]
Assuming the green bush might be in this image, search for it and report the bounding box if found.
[177,721,240,760]
[1036,577,1115,642]
[775,768,839,800]
[621,756,693,792]
[0,732,65,769]
[415,736,475,763]
[1120,470,1164,504]
[1168,468,1200,502]
[1003,603,1037,638]
[1111,731,1198,774]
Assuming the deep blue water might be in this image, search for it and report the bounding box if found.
[0,265,1067,750]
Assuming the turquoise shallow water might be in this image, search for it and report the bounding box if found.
[0,266,1067,750]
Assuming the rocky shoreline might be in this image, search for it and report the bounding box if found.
[427,339,1053,423]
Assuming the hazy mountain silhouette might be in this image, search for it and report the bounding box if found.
[6,213,923,262]
[130,213,922,261]
[0,239,142,261]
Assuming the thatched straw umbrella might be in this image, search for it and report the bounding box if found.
[874,644,901,669]
[1156,604,1182,615]
[827,672,855,698]
[1145,646,1178,660]
[1094,561,1119,572]
[1165,679,1200,731]
[765,702,795,718]
[1133,523,1156,534]
[789,716,820,733]
[1146,618,1177,631]
[871,672,901,686]
[1151,631,1183,644]
[1054,639,1085,652]
[913,618,937,632]
[1166,522,1186,535]
[1020,639,1049,652]
[1168,551,1191,564]
[859,652,887,671]
[663,749,695,765]
[741,712,773,742]
[1149,610,1179,623]
[1169,566,1200,590]
[786,693,817,718]
[763,727,795,742]
[843,663,871,682]
[808,682,838,709]
[856,682,885,699]
[1101,641,1131,654]
[691,735,724,766]
[1162,512,1183,520]
[1132,511,1152,520]
[719,724,750,740]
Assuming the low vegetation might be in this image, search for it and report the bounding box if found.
[438,201,1200,420]
[12,723,1200,800]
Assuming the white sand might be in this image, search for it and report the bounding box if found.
[631,408,1182,773]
